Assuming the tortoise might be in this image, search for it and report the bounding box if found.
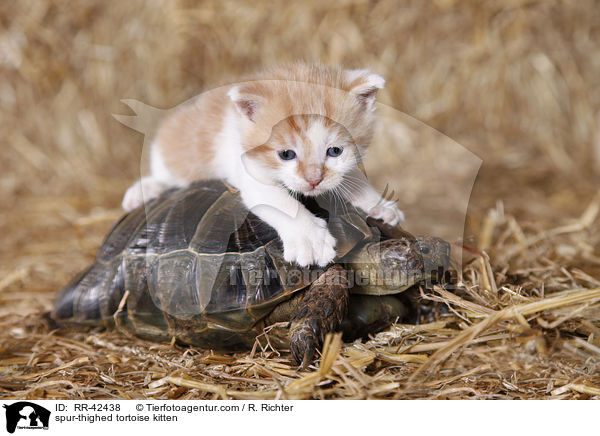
[52,180,450,367]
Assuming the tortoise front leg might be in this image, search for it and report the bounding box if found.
[264,265,350,368]
[289,264,349,368]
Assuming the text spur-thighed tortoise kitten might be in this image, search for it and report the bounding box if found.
[52,180,451,367]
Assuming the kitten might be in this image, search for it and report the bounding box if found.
[122,62,404,267]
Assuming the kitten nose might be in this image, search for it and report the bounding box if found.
[306,177,323,188]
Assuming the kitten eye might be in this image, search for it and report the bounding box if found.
[327,147,343,157]
[278,150,296,160]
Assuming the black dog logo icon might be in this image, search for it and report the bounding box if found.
[3,402,50,433]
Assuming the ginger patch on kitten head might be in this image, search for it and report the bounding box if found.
[229,63,384,149]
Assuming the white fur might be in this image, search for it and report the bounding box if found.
[306,120,330,151]
[226,86,242,105]
[216,106,246,183]
[122,144,184,210]
[150,144,183,186]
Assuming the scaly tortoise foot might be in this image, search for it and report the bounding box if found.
[288,264,349,368]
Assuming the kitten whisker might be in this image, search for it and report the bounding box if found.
[330,186,350,217]
[335,184,361,216]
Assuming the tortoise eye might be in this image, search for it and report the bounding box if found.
[327,147,343,157]
[418,244,431,255]
[278,150,296,160]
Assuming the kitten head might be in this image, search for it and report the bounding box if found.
[231,63,385,196]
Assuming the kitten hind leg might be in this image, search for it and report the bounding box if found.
[122,177,171,211]
[122,142,183,211]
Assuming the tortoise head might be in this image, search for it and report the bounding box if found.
[349,235,450,295]
[415,236,451,279]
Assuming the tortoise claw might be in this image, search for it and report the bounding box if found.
[290,324,317,369]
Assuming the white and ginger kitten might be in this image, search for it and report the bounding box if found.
[122,63,404,267]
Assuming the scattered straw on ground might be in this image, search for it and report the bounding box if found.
[1,0,599,399]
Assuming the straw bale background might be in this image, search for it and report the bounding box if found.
[1,0,600,399]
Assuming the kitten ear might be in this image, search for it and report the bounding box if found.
[228,86,261,122]
[347,70,385,109]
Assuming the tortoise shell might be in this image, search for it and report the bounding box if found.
[53,180,377,349]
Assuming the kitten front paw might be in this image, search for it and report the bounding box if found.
[368,200,405,226]
[281,216,337,267]
[122,177,169,211]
